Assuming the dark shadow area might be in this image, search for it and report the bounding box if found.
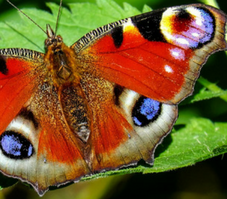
[154,133,173,158]
[0,172,18,188]
[104,155,227,199]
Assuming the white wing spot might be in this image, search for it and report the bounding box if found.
[164,65,173,73]
[176,38,190,46]
[192,32,199,38]
[170,48,185,60]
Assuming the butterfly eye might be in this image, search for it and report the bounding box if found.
[57,35,63,42]
[132,97,161,127]
[0,131,34,159]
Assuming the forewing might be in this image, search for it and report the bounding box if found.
[72,4,227,104]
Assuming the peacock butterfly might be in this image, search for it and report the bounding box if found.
[0,1,227,196]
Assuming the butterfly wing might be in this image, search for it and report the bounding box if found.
[0,49,90,196]
[72,4,227,104]
[71,4,227,172]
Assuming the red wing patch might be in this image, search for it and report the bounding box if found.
[89,102,135,170]
[0,57,40,133]
[88,36,194,103]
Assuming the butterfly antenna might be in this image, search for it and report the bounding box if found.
[54,0,62,35]
[6,0,47,35]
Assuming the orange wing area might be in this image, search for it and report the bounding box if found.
[0,58,39,133]
[36,118,90,194]
[90,36,193,103]
[38,122,85,163]
[89,101,138,170]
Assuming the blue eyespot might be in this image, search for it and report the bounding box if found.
[0,131,34,159]
[132,97,161,127]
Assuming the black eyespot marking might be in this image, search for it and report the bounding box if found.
[131,10,166,42]
[0,131,34,159]
[132,97,161,127]
[0,56,8,75]
[113,85,124,106]
[111,26,123,48]
[19,109,39,129]
[176,9,191,20]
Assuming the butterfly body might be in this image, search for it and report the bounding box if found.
[0,3,227,196]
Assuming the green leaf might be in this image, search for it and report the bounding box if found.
[190,90,227,103]
[153,119,227,170]
[200,0,219,8]
[197,77,227,102]
[142,4,152,13]
[79,118,227,180]
[0,0,227,194]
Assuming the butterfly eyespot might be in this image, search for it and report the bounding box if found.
[0,131,34,159]
[160,6,215,49]
[132,97,161,127]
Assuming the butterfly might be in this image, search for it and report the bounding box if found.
[0,1,227,196]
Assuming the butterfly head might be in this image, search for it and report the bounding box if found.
[43,24,81,87]
[45,24,63,51]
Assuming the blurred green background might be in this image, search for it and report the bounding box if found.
[0,0,227,199]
